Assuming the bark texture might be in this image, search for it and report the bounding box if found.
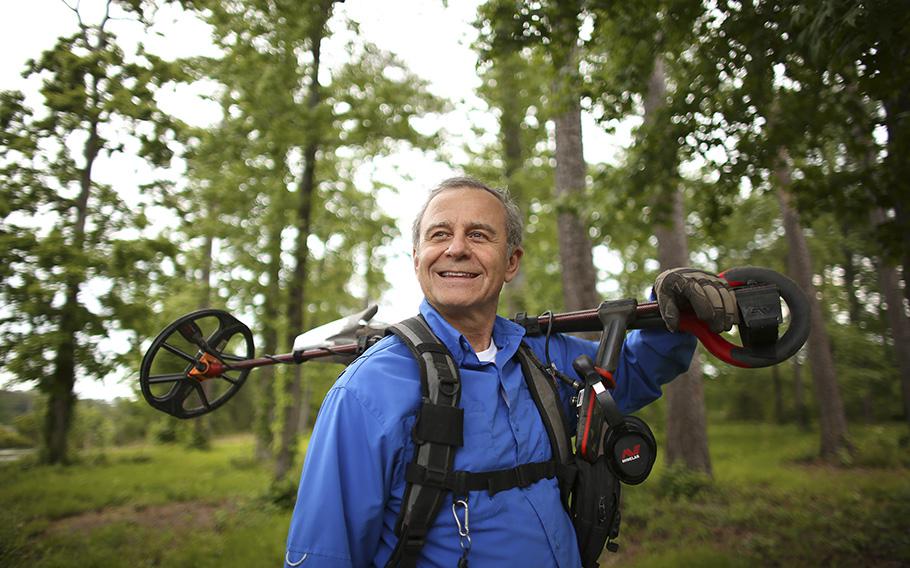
[775,152,852,459]
[871,208,910,428]
[274,6,328,481]
[44,74,101,464]
[647,56,712,475]
[554,98,600,312]
[550,3,599,313]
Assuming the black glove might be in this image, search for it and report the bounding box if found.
[654,268,739,333]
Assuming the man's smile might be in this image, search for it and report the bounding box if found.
[437,270,480,279]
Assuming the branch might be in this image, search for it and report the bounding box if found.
[62,0,90,43]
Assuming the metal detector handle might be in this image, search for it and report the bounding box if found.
[678,266,810,368]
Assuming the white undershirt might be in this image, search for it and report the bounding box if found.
[475,340,498,363]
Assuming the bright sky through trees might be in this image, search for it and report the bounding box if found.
[1,0,628,400]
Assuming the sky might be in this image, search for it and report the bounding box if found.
[1,0,630,400]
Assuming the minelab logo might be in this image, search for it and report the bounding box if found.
[620,444,641,464]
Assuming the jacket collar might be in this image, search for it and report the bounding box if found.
[419,299,526,368]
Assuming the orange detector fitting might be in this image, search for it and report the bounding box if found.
[188,352,226,381]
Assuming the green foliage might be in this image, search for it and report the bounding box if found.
[0,391,37,426]
[654,463,714,501]
[0,426,33,449]
[616,422,910,566]
[0,6,187,463]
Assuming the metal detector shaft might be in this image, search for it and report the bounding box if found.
[140,266,808,419]
[224,345,364,371]
[228,284,778,371]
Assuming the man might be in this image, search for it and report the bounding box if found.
[285,177,736,567]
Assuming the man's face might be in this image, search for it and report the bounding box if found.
[413,187,522,322]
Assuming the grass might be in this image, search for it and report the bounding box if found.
[0,435,302,568]
[1,424,908,567]
[607,422,910,567]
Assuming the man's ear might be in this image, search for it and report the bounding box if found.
[412,247,419,272]
[504,247,523,283]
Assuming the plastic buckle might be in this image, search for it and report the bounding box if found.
[453,471,468,496]
[423,463,448,487]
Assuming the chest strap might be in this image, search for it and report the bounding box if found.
[406,459,575,496]
[385,316,575,568]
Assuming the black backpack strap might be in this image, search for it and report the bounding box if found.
[516,343,577,505]
[385,316,462,568]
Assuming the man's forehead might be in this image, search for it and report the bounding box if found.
[422,187,506,225]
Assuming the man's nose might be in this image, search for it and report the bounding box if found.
[445,233,470,257]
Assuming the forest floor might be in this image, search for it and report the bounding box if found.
[1,424,908,567]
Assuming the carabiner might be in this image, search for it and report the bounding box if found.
[451,498,471,549]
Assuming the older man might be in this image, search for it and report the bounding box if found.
[285,177,735,567]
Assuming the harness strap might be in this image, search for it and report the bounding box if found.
[405,459,559,496]
[386,316,462,568]
[385,316,576,567]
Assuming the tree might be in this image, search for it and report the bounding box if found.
[0,1,183,464]
[643,0,861,459]
[775,152,852,457]
[188,0,446,484]
[475,0,599,313]
[470,19,561,315]
[583,0,714,474]
[787,1,910,291]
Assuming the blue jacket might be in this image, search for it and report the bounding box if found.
[285,300,696,567]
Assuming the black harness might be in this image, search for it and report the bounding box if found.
[384,316,621,568]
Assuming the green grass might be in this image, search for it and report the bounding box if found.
[0,435,303,568]
[1,425,908,567]
[607,422,910,567]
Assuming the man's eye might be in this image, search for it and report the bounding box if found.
[469,231,488,240]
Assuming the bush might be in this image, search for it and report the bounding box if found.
[654,464,714,500]
[850,428,910,469]
[0,425,33,449]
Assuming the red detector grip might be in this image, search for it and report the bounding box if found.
[678,266,809,368]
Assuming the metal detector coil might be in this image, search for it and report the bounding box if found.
[139,309,254,419]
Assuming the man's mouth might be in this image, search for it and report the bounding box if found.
[438,271,479,279]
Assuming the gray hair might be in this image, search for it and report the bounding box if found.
[411,177,524,255]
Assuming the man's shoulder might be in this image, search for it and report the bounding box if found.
[334,333,422,393]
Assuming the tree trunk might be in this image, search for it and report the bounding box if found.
[553,96,599,312]
[772,364,783,424]
[43,85,101,463]
[500,59,529,316]
[793,356,810,431]
[775,150,852,459]
[841,246,862,325]
[550,4,599,314]
[274,8,327,482]
[656,188,712,475]
[642,55,712,475]
[871,208,910,429]
[45,281,79,465]
[882,92,910,307]
[254,221,282,461]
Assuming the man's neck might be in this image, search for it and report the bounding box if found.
[433,306,495,352]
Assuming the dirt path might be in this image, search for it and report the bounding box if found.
[44,500,229,536]
[0,448,36,463]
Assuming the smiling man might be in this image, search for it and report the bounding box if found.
[284,177,736,567]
